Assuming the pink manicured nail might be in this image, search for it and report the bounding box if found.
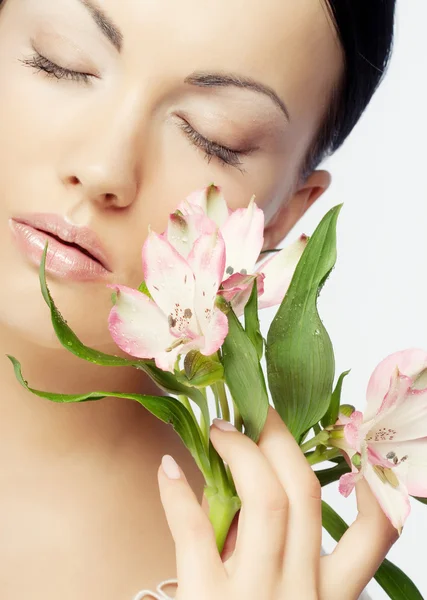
[162,455,181,479]
[212,418,237,432]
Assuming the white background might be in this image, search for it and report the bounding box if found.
[260,1,427,598]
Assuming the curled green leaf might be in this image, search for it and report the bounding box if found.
[184,351,224,388]
[222,307,269,442]
[266,206,341,442]
[244,280,263,360]
[322,369,351,427]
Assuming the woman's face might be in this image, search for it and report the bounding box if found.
[0,0,341,350]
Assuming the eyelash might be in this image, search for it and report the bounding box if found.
[21,52,252,171]
[20,51,93,84]
[178,120,250,171]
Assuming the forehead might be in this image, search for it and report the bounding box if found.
[107,0,342,128]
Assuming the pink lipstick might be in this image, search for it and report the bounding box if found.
[8,213,113,282]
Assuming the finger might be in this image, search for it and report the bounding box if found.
[157,454,226,591]
[209,418,288,586]
[257,407,322,580]
[324,478,398,598]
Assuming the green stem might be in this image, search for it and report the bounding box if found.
[204,485,241,553]
[178,394,209,448]
[233,399,243,432]
[259,248,281,255]
[213,388,221,418]
[199,388,210,447]
[214,381,230,422]
[177,394,196,421]
[204,440,241,552]
[306,448,342,466]
[300,430,329,453]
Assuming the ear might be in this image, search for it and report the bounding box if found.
[262,170,331,251]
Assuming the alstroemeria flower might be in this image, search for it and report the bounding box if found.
[173,185,308,315]
[107,229,228,372]
[337,349,427,532]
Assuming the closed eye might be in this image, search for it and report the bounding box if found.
[178,119,256,172]
[20,51,95,84]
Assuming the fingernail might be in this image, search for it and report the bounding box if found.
[162,454,181,480]
[212,418,237,432]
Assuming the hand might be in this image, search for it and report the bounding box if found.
[158,406,398,600]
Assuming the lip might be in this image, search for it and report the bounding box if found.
[9,213,113,282]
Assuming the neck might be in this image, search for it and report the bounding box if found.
[0,321,175,466]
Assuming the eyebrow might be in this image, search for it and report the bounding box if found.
[77,0,123,52]
[184,72,291,122]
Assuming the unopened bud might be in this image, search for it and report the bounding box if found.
[340,404,356,418]
[351,453,362,469]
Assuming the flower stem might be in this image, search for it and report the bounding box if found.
[305,448,342,466]
[199,388,210,446]
[233,399,243,432]
[300,430,330,453]
[178,395,209,447]
[213,389,221,418]
[177,394,196,421]
[204,485,241,553]
[214,381,230,422]
[203,439,241,552]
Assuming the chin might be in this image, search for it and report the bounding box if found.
[0,251,118,351]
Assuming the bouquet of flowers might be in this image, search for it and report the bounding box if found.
[8,185,426,599]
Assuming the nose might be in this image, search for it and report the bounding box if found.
[59,93,143,210]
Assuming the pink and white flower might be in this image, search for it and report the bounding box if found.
[173,185,308,315]
[337,349,427,532]
[107,228,228,373]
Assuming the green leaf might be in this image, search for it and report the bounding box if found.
[36,241,207,407]
[7,354,213,484]
[315,461,351,487]
[244,280,263,360]
[222,307,269,443]
[321,369,351,427]
[266,206,341,442]
[184,351,224,388]
[137,280,153,300]
[414,496,427,505]
[322,501,424,600]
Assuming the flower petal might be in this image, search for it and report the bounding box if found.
[199,307,229,356]
[142,232,198,336]
[154,340,197,373]
[185,188,208,212]
[370,386,427,443]
[107,284,173,359]
[186,230,228,353]
[219,272,265,317]
[365,349,427,420]
[220,197,264,276]
[343,411,364,449]
[363,461,411,532]
[185,185,230,227]
[257,235,308,310]
[166,210,215,259]
[369,438,427,497]
[339,470,362,497]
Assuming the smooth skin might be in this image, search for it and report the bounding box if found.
[0,0,397,597]
[160,408,398,600]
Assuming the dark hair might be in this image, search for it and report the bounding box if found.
[304,0,396,176]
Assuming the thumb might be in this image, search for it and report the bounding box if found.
[158,455,224,588]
